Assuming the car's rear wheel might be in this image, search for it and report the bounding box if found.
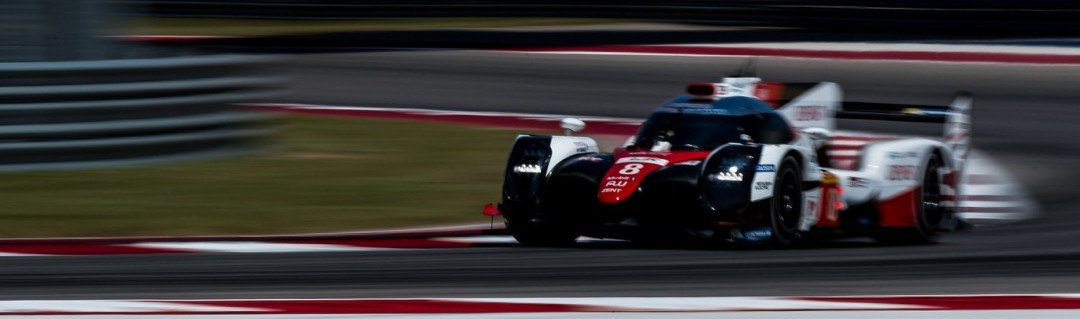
[876,153,943,245]
[769,157,802,247]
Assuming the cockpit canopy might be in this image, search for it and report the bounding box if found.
[632,96,795,150]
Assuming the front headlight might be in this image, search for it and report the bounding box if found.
[708,166,744,181]
[699,144,762,213]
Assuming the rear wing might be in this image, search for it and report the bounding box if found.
[752,81,841,131]
[699,78,971,164]
[838,92,974,164]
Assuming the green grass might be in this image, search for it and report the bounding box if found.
[0,115,542,237]
[127,17,630,37]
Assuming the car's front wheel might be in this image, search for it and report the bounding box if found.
[769,157,803,247]
[510,220,579,247]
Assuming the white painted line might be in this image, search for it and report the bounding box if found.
[433,236,620,245]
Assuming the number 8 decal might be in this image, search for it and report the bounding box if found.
[619,163,644,175]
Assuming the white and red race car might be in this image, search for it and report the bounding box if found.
[487,77,972,247]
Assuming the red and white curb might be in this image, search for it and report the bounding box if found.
[502,42,1080,65]
[0,223,505,256]
[4,295,1080,316]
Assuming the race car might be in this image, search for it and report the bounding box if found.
[483,77,972,247]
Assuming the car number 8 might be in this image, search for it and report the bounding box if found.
[619,163,644,175]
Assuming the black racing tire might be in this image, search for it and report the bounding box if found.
[769,157,803,247]
[875,153,944,245]
[510,221,579,247]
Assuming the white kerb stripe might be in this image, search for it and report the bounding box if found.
[0,300,265,313]
[433,236,618,244]
[124,241,396,253]
[829,139,873,146]
[827,150,861,157]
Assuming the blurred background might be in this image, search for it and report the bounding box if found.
[0,0,1075,239]
[2,0,1071,237]
[2,0,1080,305]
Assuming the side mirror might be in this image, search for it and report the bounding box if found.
[803,127,831,140]
[560,118,586,136]
[802,127,831,148]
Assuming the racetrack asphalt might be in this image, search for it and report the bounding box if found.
[3,50,1079,300]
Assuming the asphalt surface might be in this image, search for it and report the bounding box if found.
[3,50,1080,299]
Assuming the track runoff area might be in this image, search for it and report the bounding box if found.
[4,43,1064,318]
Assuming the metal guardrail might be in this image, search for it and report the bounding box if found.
[0,55,281,171]
[120,0,1080,33]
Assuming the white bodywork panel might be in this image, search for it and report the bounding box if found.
[752,143,821,232]
[545,135,600,176]
[826,137,957,208]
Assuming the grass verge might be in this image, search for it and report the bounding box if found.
[0,114,542,237]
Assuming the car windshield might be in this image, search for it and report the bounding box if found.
[632,110,792,150]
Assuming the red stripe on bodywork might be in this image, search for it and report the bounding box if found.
[877,188,919,227]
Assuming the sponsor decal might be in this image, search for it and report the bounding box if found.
[683,108,730,115]
[887,151,918,159]
[512,164,542,174]
[795,105,826,121]
[604,180,629,187]
[573,141,589,153]
[676,160,703,166]
[755,164,776,172]
[618,163,645,175]
[664,102,713,108]
[887,165,918,181]
[616,157,670,166]
[732,227,773,242]
[754,181,772,190]
[820,171,839,184]
[847,176,868,188]
[600,188,620,193]
[579,156,604,162]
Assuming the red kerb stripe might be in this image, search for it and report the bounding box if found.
[801,296,1080,310]
[188,299,592,314]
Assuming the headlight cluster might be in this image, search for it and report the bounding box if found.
[700,144,762,214]
[709,166,744,182]
[513,164,543,174]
